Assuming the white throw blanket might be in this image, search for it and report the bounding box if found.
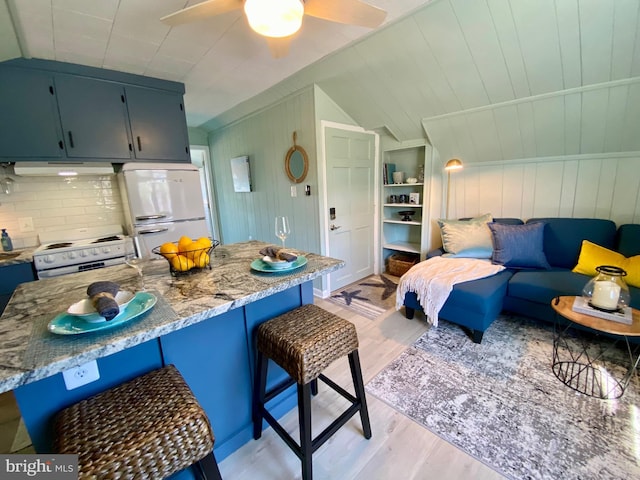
[395,256,505,326]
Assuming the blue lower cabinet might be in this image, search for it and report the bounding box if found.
[14,339,163,453]
[0,262,37,316]
[160,307,251,462]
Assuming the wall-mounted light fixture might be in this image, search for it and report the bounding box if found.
[445,158,463,219]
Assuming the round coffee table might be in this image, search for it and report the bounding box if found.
[551,296,640,399]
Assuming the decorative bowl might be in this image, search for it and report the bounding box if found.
[398,210,416,221]
[67,291,135,322]
[261,255,295,269]
[152,238,219,276]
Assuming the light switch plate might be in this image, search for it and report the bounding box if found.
[62,360,100,390]
[291,185,297,197]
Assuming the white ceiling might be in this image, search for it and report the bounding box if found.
[2,0,430,128]
[2,0,639,161]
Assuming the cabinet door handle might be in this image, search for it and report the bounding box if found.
[137,136,142,151]
[68,131,75,148]
[138,227,169,234]
[58,140,64,150]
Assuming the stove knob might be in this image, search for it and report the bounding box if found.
[44,255,55,264]
[101,246,111,254]
[79,250,88,258]
[91,248,99,256]
[68,251,77,259]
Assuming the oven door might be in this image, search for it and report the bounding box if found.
[36,257,126,279]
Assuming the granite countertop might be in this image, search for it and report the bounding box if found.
[0,247,36,266]
[0,240,344,393]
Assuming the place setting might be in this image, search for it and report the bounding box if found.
[47,281,157,335]
[250,216,308,274]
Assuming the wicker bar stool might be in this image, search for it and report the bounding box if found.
[252,303,372,480]
[54,364,222,480]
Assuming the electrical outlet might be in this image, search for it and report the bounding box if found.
[290,185,297,197]
[18,217,34,232]
[62,360,100,390]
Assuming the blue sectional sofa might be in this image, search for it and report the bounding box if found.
[402,218,640,343]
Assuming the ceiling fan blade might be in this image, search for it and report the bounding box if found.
[160,0,243,26]
[266,35,293,59]
[303,0,387,28]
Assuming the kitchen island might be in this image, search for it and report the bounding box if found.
[0,240,343,467]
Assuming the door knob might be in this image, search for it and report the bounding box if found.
[330,224,341,231]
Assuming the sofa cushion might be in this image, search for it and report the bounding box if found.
[507,271,591,305]
[438,213,493,257]
[526,218,616,269]
[572,240,640,288]
[616,224,640,257]
[488,222,550,269]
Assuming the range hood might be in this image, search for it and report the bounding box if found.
[14,162,115,176]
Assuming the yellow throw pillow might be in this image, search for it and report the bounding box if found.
[572,240,640,288]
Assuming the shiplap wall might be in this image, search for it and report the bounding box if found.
[208,87,320,250]
[446,153,640,229]
[423,80,640,164]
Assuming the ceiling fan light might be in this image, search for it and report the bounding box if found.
[244,0,304,38]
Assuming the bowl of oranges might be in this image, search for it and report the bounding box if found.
[152,236,219,276]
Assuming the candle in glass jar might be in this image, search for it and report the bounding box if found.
[591,280,621,310]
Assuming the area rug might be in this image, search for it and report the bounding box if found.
[327,274,398,319]
[366,315,640,480]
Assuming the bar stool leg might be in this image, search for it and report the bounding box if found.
[253,351,268,440]
[194,451,223,480]
[298,382,313,480]
[349,350,372,439]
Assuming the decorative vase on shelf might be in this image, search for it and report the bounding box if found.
[582,265,630,312]
[417,165,424,182]
[392,171,404,184]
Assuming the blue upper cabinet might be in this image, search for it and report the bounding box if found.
[55,74,132,159]
[126,86,190,162]
[0,67,65,158]
[0,59,190,163]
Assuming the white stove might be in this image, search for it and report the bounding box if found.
[33,225,129,279]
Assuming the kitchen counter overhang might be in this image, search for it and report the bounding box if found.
[0,241,344,394]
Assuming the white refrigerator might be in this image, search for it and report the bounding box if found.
[118,163,211,256]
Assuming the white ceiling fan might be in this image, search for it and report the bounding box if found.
[161,0,387,58]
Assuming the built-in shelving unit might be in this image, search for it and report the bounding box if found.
[381,142,429,269]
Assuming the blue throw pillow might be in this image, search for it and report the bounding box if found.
[488,222,550,269]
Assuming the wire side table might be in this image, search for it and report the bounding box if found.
[551,296,640,400]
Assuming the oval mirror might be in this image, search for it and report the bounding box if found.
[285,132,309,183]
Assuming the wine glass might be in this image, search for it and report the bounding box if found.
[275,216,291,248]
[125,237,146,291]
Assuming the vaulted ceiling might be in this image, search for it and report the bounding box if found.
[2,0,639,164]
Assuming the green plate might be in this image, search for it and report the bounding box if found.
[250,256,307,273]
[48,292,157,335]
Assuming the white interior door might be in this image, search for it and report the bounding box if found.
[324,126,378,291]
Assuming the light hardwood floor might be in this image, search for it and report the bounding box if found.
[0,298,506,479]
[218,298,506,480]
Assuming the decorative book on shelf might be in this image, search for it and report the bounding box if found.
[571,296,632,325]
[383,163,395,185]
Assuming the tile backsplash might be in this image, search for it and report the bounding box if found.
[0,170,125,249]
